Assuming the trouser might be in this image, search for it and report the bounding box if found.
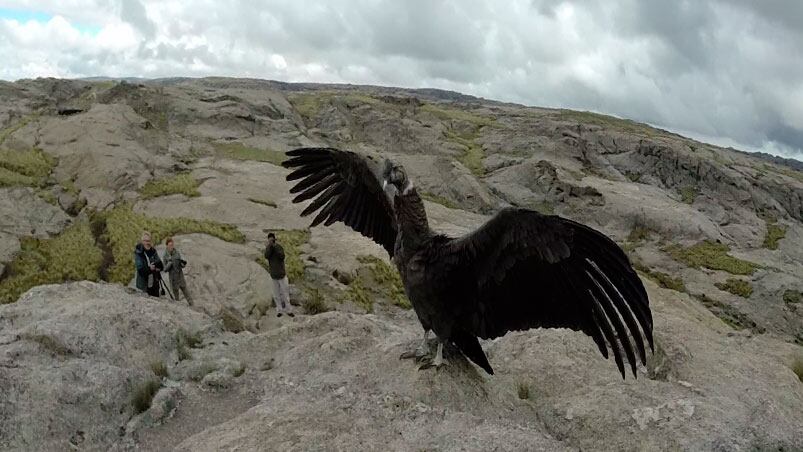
[271,276,291,313]
[170,275,193,305]
[146,275,160,297]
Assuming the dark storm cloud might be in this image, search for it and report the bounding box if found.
[1,0,801,157]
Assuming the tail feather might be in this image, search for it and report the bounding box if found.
[452,330,494,375]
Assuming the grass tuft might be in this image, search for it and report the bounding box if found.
[213,142,287,166]
[140,173,200,199]
[421,192,458,209]
[150,360,168,379]
[346,255,412,310]
[131,379,161,414]
[0,222,102,304]
[100,203,245,285]
[715,278,753,298]
[664,240,759,276]
[302,287,329,315]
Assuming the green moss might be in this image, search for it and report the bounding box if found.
[783,290,801,304]
[715,278,753,298]
[679,186,697,204]
[633,262,686,292]
[36,188,58,205]
[421,192,458,209]
[213,142,286,166]
[0,222,102,304]
[762,221,786,250]
[150,360,168,378]
[302,287,329,315]
[444,129,485,177]
[419,103,496,128]
[248,197,277,208]
[0,148,56,187]
[131,379,160,414]
[693,293,765,333]
[665,240,759,276]
[140,173,200,199]
[517,382,530,400]
[100,203,245,285]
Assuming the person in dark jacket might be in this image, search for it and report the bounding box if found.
[162,237,193,305]
[134,232,164,297]
[265,232,294,317]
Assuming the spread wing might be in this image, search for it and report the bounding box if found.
[443,208,653,378]
[282,147,398,257]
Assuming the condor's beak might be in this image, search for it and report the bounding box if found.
[382,179,388,190]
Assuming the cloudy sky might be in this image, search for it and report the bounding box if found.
[1,0,801,160]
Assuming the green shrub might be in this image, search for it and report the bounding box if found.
[213,142,286,166]
[665,241,759,275]
[140,173,200,199]
[100,203,245,285]
[0,222,102,304]
[715,278,753,298]
[131,379,161,414]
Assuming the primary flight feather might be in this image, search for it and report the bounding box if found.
[283,147,654,377]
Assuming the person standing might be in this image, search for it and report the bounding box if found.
[265,232,294,317]
[134,232,163,297]
[162,237,193,305]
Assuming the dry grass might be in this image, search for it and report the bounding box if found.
[665,241,759,276]
[140,173,200,199]
[175,328,202,361]
[150,360,168,379]
[0,222,102,304]
[213,141,286,166]
[302,287,329,315]
[100,203,244,285]
[715,278,753,298]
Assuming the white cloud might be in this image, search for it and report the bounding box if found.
[0,0,801,159]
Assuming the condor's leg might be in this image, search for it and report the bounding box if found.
[400,329,431,360]
[418,341,448,370]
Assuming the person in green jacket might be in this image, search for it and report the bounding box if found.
[265,232,294,317]
[162,237,193,305]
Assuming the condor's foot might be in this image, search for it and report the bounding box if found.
[418,342,448,370]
